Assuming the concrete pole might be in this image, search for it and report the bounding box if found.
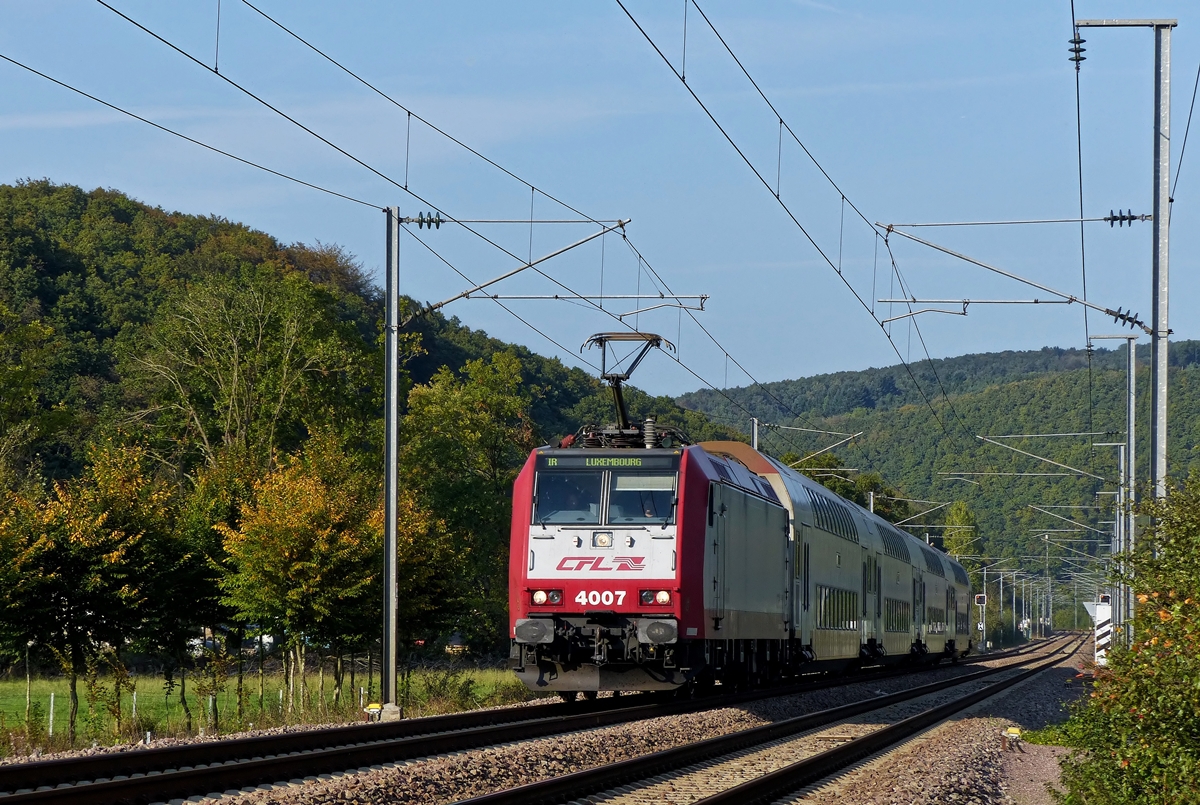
[1012,575,1018,641]
[382,208,400,708]
[1125,342,1138,645]
[1126,338,1136,531]
[999,573,1004,645]
[751,417,759,450]
[1075,18,1176,490]
[1151,23,1172,500]
[981,566,987,648]
[1116,445,1126,636]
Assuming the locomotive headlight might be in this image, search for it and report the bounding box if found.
[592,532,614,548]
[640,589,672,606]
[547,590,563,605]
[532,590,548,605]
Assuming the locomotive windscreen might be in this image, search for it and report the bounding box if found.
[534,471,602,524]
[531,451,680,526]
[608,472,675,524]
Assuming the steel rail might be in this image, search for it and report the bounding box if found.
[452,637,1075,805]
[691,636,1083,805]
[0,648,1028,804]
[0,694,647,796]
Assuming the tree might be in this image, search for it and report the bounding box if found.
[126,266,378,473]
[942,501,979,564]
[218,430,384,714]
[0,301,57,485]
[400,352,537,649]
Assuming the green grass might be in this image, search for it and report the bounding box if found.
[1021,723,1079,747]
[0,666,537,756]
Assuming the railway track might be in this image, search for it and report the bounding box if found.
[454,635,1080,805]
[0,642,1045,805]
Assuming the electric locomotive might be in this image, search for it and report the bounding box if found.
[508,333,972,695]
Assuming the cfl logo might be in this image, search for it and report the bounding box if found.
[556,556,646,572]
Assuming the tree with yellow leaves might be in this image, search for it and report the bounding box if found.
[218,429,454,715]
[0,439,175,742]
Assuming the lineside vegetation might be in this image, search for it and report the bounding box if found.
[1049,474,1200,804]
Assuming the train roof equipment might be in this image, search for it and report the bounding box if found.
[578,332,686,449]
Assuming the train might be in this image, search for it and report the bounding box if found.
[507,333,972,696]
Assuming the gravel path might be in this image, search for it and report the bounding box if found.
[182,647,1060,805]
[784,639,1088,805]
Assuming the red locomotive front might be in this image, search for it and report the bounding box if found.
[508,445,710,694]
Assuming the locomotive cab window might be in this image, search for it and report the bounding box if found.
[534,471,602,524]
[608,472,677,524]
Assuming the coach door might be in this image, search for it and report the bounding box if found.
[710,483,727,630]
[912,569,925,644]
[793,523,811,643]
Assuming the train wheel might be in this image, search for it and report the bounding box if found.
[557,691,578,703]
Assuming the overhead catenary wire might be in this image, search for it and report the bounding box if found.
[107,0,812,457]
[615,236,830,435]
[0,51,381,209]
[887,216,1133,227]
[93,0,600,292]
[1068,1,1096,476]
[616,0,966,446]
[403,228,602,374]
[237,0,612,230]
[406,220,822,460]
[881,238,974,441]
[92,1,873,469]
[1170,55,1200,223]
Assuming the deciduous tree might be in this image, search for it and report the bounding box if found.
[401,352,537,649]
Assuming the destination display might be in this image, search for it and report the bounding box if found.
[535,451,680,471]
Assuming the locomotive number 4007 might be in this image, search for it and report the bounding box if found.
[575,590,626,606]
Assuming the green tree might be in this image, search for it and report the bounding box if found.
[0,302,57,484]
[942,501,979,564]
[126,266,376,472]
[400,352,537,650]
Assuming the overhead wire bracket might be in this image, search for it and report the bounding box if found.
[877,226,1151,333]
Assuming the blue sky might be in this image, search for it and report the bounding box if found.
[2,1,1197,403]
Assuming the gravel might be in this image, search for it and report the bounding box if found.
[196,648,1056,805]
[785,639,1089,805]
[2,644,1070,805]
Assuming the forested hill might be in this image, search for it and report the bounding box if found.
[676,343,1200,424]
[0,179,737,480]
[676,339,1200,567]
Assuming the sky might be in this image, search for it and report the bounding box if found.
[2,1,1198,409]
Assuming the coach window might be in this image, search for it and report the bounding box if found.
[534,471,602,524]
[608,472,677,524]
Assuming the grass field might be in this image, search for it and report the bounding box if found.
[0,665,537,756]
